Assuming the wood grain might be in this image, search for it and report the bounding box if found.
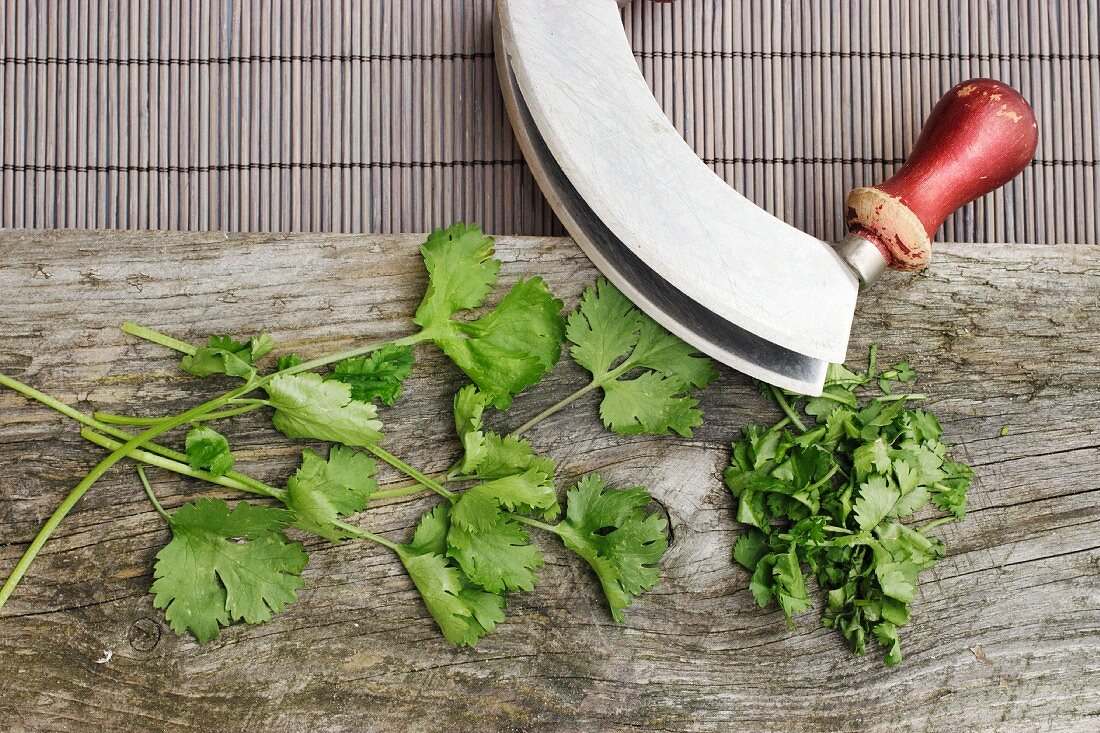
[0,230,1097,733]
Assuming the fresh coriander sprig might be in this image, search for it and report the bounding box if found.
[0,223,685,647]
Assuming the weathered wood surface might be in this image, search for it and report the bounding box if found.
[0,230,1097,733]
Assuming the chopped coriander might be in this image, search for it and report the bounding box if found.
[726,350,973,666]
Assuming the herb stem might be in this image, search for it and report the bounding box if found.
[0,455,117,610]
[0,371,277,608]
[917,516,956,535]
[510,514,562,536]
[331,520,399,551]
[122,322,197,355]
[93,402,266,426]
[136,466,173,523]
[769,385,808,432]
[365,444,455,500]
[510,380,599,438]
[80,428,286,500]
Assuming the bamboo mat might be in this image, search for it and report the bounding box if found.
[1,1,1097,244]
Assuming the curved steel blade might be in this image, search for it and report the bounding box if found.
[495,0,858,394]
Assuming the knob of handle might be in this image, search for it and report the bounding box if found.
[843,78,1038,274]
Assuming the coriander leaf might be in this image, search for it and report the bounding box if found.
[474,433,555,480]
[555,474,669,622]
[873,621,903,666]
[328,343,414,406]
[773,544,812,620]
[600,371,703,437]
[450,468,558,531]
[749,554,778,607]
[150,499,307,643]
[566,277,643,377]
[732,528,770,571]
[429,278,565,409]
[853,476,901,531]
[185,426,234,477]
[452,386,555,480]
[413,223,501,328]
[567,279,717,437]
[264,372,383,447]
[853,438,892,478]
[277,353,303,371]
[453,384,492,474]
[181,334,274,378]
[412,224,565,408]
[889,461,929,518]
[628,317,717,389]
[285,446,378,541]
[447,513,543,593]
[397,505,506,647]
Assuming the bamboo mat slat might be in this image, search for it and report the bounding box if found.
[0,0,1097,243]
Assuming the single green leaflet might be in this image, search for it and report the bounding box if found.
[150,499,307,644]
[566,278,717,437]
[413,223,566,409]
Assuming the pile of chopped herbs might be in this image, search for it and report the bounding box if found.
[0,223,716,646]
[726,349,974,665]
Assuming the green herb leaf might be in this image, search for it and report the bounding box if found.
[397,505,506,647]
[285,446,378,541]
[567,279,716,436]
[450,468,558,531]
[184,425,234,477]
[446,513,543,593]
[181,334,274,378]
[452,385,554,480]
[264,372,383,447]
[328,343,414,406]
[555,474,669,622]
[277,353,303,371]
[414,224,566,408]
[150,499,307,643]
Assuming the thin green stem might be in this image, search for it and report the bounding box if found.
[282,334,423,377]
[509,381,599,438]
[332,520,399,551]
[122,322,197,355]
[80,428,285,500]
[770,385,807,432]
[806,464,840,493]
[365,444,455,500]
[0,333,417,608]
[511,514,562,536]
[917,516,956,535]
[0,377,264,610]
[94,402,266,426]
[136,466,172,523]
[0,455,118,610]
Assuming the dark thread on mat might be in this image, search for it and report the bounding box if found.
[2,49,1097,65]
[635,50,1100,62]
[0,158,1089,174]
[0,52,493,66]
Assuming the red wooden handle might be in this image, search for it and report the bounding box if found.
[846,79,1038,271]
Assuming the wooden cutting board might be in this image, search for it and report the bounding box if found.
[0,230,1097,732]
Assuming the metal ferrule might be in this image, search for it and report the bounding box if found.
[834,232,888,287]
